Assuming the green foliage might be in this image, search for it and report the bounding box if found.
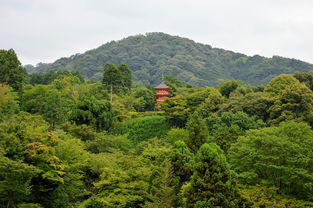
[61,123,97,141]
[118,64,132,91]
[102,63,132,101]
[293,72,313,91]
[71,95,114,131]
[131,87,155,111]
[206,112,265,133]
[136,138,172,166]
[164,75,192,96]
[54,131,90,207]
[103,63,122,101]
[240,183,313,208]
[218,80,243,98]
[17,203,43,208]
[86,152,150,208]
[218,91,274,122]
[229,121,313,200]
[170,141,193,186]
[114,116,170,143]
[206,112,266,152]
[4,50,313,207]
[0,84,15,109]
[28,70,84,85]
[145,161,175,208]
[0,155,39,208]
[197,88,224,117]
[0,112,65,207]
[25,33,313,87]
[22,85,71,127]
[162,87,223,127]
[165,75,192,88]
[268,82,313,126]
[86,134,132,153]
[185,88,214,110]
[0,84,20,117]
[265,74,300,95]
[165,128,189,144]
[0,49,26,92]
[161,95,191,127]
[185,112,209,152]
[183,143,245,208]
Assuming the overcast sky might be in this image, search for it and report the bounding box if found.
[1,0,313,65]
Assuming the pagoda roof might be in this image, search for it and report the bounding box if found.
[154,82,171,89]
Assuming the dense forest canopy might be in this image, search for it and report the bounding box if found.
[25,32,313,87]
[2,48,313,208]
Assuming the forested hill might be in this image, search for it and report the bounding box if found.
[25,32,313,86]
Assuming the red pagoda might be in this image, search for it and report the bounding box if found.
[154,83,172,103]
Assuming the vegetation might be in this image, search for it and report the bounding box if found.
[2,48,313,207]
[25,33,313,87]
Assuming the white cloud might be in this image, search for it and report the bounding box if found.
[1,0,313,65]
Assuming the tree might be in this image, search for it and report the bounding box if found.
[22,85,71,128]
[267,82,313,126]
[28,70,84,85]
[165,128,189,144]
[240,183,313,208]
[145,162,175,208]
[197,88,224,117]
[293,72,313,91]
[183,143,245,208]
[0,154,39,208]
[71,95,113,131]
[114,116,170,143]
[161,96,191,127]
[265,74,299,95]
[118,64,132,91]
[218,80,243,98]
[170,141,194,207]
[54,131,90,207]
[0,84,19,116]
[103,63,122,102]
[102,63,132,102]
[0,49,26,92]
[205,112,265,152]
[131,87,155,112]
[229,121,313,200]
[170,141,193,184]
[85,152,150,208]
[218,91,274,122]
[0,112,65,207]
[185,112,208,152]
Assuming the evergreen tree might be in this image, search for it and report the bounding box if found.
[145,162,175,208]
[118,64,132,91]
[170,141,194,207]
[184,143,246,208]
[102,63,122,102]
[170,141,193,184]
[0,49,26,92]
[185,112,208,152]
[103,63,132,102]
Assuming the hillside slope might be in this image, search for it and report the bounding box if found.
[26,32,313,86]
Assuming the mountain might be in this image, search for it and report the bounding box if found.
[25,32,313,86]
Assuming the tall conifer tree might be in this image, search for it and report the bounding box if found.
[184,143,246,208]
[185,112,208,152]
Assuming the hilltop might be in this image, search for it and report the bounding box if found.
[25,32,313,86]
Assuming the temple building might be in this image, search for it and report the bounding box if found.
[154,82,172,103]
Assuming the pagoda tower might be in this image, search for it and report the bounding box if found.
[154,82,172,103]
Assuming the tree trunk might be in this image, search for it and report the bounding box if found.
[6,190,13,208]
